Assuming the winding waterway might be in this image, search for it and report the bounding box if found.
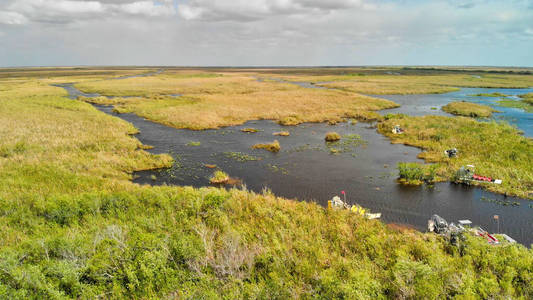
[55,82,533,246]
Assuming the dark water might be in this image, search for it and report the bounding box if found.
[56,85,533,246]
[374,88,533,137]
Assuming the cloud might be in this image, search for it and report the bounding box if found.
[5,0,175,24]
[177,0,366,21]
[0,0,532,67]
[0,11,28,25]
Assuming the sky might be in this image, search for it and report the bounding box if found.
[0,0,532,67]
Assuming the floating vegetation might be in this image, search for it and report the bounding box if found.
[209,170,229,184]
[480,196,521,207]
[273,131,290,136]
[241,128,259,133]
[430,107,438,110]
[223,152,261,162]
[186,141,201,146]
[267,164,289,175]
[252,140,281,152]
[325,132,341,142]
[286,144,322,153]
[326,134,365,154]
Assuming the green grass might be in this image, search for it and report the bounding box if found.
[442,101,498,118]
[378,114,533,199]
[186,141,201,146]
[1,70,533,299]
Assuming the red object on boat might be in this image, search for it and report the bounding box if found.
[473,174,492,182]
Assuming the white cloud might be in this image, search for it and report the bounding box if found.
[5,0,175,23]
[0,11,28,25]
[177,0,366,21]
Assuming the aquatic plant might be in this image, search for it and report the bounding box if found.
[252,140,281,152]
[223,151,261,162]
[325,132,341,142]
[186,141,201,146]
[442,101,497,118]
[326,134,365,153]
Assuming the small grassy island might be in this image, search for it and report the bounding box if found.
[442,101,498,118]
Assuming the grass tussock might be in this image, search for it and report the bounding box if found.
[252,140,281,152]
[378,114,533,198]
[442,101,497,118]
[325,132,341,142]
[241,128,259,133]
[273,131,290,136]
[0,71,532,298]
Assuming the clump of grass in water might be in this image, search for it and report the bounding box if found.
[442,101,497,118]
[210,170,229,184]
[252,140,280,152]
[273,131,290,136]
[241,128,259,133]
[186,141,201,146]
[325,132,341,142]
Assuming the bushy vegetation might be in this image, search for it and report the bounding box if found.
[398,162,439,185]
[252,140,281,153]
[1,69,533,299]
[378,114,533,198]
[442,101,497,118]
